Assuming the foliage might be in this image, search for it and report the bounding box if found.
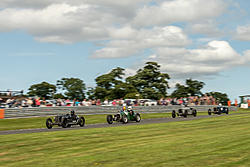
[53,93,65,99]
[94,67,134,100]
[126,62,170,99]
[206,91,230,105]
[171,79,205,98]
[86,87,95,100]
[27,82,56,99]
[57,78,86,100]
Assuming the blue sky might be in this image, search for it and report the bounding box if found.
[0,0,249,100]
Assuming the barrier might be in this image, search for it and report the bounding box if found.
[0,109,4,119]
[3,105,237,119]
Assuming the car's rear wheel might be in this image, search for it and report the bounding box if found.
[122,115,128,124]
[79,116,85,127]
[135,113,141,122]
[107,115,113,124]
[172,110,176,118]
[46,118,53,129]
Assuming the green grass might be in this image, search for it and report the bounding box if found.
[0,109,250,167]
[0,109,246,131]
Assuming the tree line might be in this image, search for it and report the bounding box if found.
[27,62,229,104]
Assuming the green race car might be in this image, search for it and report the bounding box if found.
[107,109,141,124]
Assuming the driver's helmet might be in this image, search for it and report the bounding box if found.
[71,110,75,115]
[122,106,126,110]
[128,106,132,110]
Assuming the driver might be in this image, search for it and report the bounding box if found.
[127,106,134,116]
[70,110,76,119]
[120,106,126,113]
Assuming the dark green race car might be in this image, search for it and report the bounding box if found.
[107,109,141,124]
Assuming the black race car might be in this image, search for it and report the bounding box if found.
[46,110,85,129]
[172,106,197,118]
[208,106,229,115]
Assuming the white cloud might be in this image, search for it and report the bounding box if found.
[146,41,249,78]
[132,0,226,27]
[235,25,250,41]
[0,0,247,79]
[92,26,190,58]
[186,20,221,36]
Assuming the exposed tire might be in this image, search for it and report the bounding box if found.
[225,108,229,114]
[46,118,53,129]
[183,110,188,118]
[208,109,212,115]
[172,110,176,118]
[193,109,197,117]
[107,115,113,124]
[122,115,128,124]
[135,113,141,122]
[79,116,85,127]
[61,119,68,128]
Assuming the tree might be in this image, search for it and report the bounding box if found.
[186,79,205,96]
[94,67,129,100]
[126,62,170,99]
[28,82,56,99]
[206,91,229,105]
[171,79,205,98]
[57,78,86,100]
[86,87,95,100]
[171,83,189,98]
[53,93,65,99]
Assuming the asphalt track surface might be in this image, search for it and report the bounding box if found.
[1,113,243,135]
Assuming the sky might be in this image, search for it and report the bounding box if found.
[0,0,249,100]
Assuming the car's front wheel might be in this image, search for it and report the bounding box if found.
[172,110,176,118]
[46,118,53,129]
[135,113,141,122]
[79,116,85,127]
[193,109,197,117]
[122,115,128,124]
[208,109,212,115]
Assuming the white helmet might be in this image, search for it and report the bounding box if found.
[128,106,132,110]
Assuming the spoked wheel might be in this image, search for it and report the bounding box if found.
[193,109,197,117]
[135,113,141,122]
[46,118,53,129]
[183,110,188,118]
[79,116,85,127]
[122,115,128,124]
[107,115,113,124]
[62,119,68,128]
[172,110,176,118]
[208,109,212,115]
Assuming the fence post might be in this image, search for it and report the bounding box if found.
[0,109,4,119]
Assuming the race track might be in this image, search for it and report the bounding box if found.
[0,113,239,135]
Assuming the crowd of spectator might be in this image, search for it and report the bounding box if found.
[0,94,228,109]
[158,95,218,106]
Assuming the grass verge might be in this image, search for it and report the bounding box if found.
[0,111,250,166]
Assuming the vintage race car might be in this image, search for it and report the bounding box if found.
[107,108,141,124]
[46,110,85,129]
[172,106,197,118]
[208,106,229,115]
